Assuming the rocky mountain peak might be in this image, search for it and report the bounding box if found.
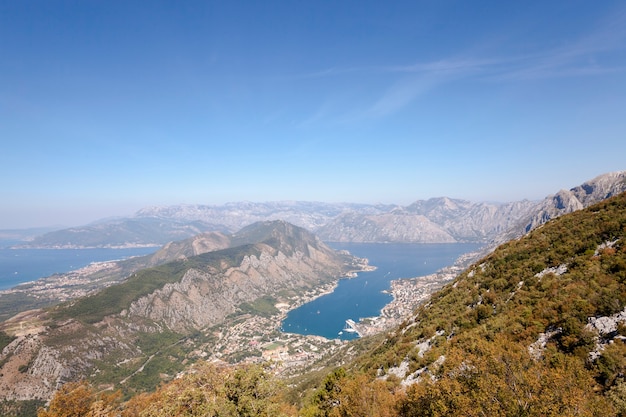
[571,171,626,203]
[552,189,584,211]
[521,171,626,234]
[147,231,232,265]
[230,220,323,254]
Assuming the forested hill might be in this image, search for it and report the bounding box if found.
[36,193,626,416]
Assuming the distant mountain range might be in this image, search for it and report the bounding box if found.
[15,171,626,248]
[13,218,225,249]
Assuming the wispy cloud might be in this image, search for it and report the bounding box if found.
[355,57,495,120]
[485,6,626,81]
[363,73,445,119]
[295,5,626,124]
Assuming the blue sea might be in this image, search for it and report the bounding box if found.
[281,242,481,340]
[0,244,158,290]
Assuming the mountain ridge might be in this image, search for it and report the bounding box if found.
[0,221,363,406]
[15,171,625,248]
[492,170,626,246]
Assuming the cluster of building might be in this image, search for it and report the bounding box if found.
[193,307,346,376]
[0,260,122,303]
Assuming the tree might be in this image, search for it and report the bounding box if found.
[396,336,614,416]
[123,362,295,417]
[38,381,121,417]
[334,373,399,417]
[304,368,347,417]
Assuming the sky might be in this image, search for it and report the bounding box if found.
[1,1,626,229]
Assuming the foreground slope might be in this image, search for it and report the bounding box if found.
[0,221,360,412]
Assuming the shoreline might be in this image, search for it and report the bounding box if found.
[0,247,158,294]
[353,249,483,336]
[9,244,160,250]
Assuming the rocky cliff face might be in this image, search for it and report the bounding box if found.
[0,311,142,402]
[315,198,538,243]
[507,171,626,240]
[126,222,350,333]
[315,210,456,243]
[405,197,537,242]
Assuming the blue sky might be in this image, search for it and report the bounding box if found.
[1,1,625,229]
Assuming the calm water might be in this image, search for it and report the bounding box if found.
[281,242,480,340]
[0,246,157,290]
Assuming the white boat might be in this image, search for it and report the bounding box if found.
[343,319,358,333]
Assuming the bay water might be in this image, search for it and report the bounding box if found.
[0,245,157,290]
[1,240,480,337]
[281,242,480,340]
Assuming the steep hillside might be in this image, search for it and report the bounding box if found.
[497,170,626,244]
[319,191,626,415]
[0,231,234,321]
[0,221,361,414]
[314,210,456,243]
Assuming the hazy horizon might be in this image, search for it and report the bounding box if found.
[2,2,625,229]
[0,185,603,231]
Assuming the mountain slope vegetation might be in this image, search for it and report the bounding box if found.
[317,190,626,416]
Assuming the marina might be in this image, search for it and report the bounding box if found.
[342,319,360,336]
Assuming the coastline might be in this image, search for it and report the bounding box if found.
[353,248,483,336]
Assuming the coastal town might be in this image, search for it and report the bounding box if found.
[0,260,125,302]
[0,247,478,379]
[190,260,474,376]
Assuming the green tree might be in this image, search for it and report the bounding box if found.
[124,363,294,417]
[38,381,121,417]
[304,368,347,417]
